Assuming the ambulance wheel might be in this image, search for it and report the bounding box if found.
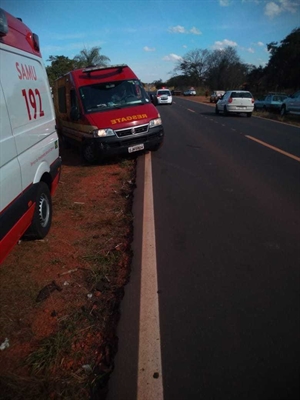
[81,142,98,164]
[25,182,52,239]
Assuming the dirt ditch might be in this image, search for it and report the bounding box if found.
[0,146,136,400]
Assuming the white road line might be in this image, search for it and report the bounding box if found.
[188,108,195,112]
[137,152,164,400]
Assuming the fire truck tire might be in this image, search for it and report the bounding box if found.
[81,142,98,164]
[25,182,52,239]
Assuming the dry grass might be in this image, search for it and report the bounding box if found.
[0,147,136,400]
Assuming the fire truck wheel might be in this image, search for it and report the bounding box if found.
[25,182,52,239]
[81,142,98,164]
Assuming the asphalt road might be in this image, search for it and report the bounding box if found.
[108,99,300,400]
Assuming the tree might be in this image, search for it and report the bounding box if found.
[174,49,210,86]
[46,55,76,87]
[265,27,300,91]
[152,79,169,89]
[246,65,266,94]
[73,46,110,68]
[206,47,248,90]
[166,74,190,89]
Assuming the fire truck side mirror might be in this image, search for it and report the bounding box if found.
[151,94,158,106]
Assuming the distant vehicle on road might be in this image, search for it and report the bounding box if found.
[184,88,196,96]
[156,88,173,105]
[210,90,225,103]
[215,90,254,117]
[280,91,300,116]
[171,90,182,96]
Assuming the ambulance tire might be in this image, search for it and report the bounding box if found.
[25,182,52,239]
[81,141,98,164]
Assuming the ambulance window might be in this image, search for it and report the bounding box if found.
[58,86,67,113]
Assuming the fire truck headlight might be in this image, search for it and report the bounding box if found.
[93,128,115,137]
[149,117,162,128]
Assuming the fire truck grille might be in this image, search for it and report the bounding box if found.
[115,124,149,138]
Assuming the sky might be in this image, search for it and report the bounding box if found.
[1,0,299,83]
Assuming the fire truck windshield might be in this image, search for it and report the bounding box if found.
[79,80,149,113]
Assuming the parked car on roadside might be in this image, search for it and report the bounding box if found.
[280,91,300,116]
[215,90,254,117]
[254,93,287,112]
[210,90,225,103]
[171,90,182,96]
[184,88,196,96]
[254,97,266,111]
[156,88,173,105]
[53,65,164,164]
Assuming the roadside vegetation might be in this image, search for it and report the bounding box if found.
[152,27,300,97]
[253,109,300,126]
[46,27,299,107]
[0,147,136,399]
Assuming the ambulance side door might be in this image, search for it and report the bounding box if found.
[0,82,22,217]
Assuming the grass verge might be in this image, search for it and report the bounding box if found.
[0,148,136,399]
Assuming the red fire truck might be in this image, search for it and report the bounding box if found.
[53,64,164,163]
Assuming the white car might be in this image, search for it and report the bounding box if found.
[280,91,300,116]
[184,89,196,96]
[215,90,254,117]
[156,89,172,105]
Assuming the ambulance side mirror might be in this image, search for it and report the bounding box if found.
[70,106,81,121]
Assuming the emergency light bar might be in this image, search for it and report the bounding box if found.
[83,64,128,75]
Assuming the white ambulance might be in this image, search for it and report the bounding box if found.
[0,8,62,264]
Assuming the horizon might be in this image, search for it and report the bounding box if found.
[1,0,299,82]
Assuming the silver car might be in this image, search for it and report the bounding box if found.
[254,93,287,112]
[280,91,300,116]
[215,90,254,117]
[184,89,196,96]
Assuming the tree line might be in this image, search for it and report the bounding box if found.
[46,46,111,88]
[46,27,299,95]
